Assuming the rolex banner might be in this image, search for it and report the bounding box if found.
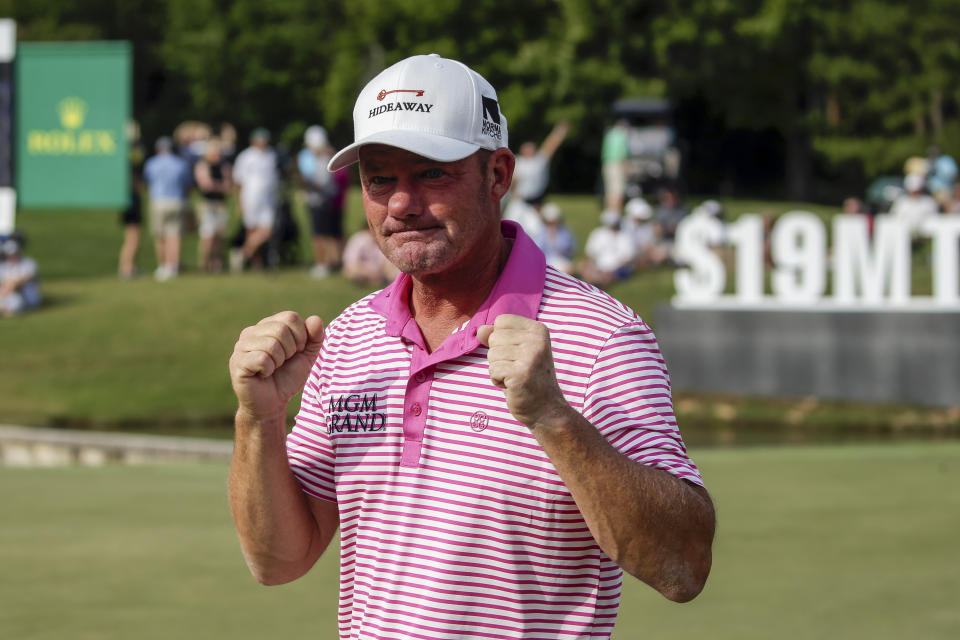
[16,41,130,209]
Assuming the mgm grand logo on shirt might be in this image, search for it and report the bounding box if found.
[327,393,386,434]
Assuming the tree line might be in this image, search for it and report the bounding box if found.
[6,0,960,202]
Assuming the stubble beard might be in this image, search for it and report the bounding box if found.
[383,170,492,278]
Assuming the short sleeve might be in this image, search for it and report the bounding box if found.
[581,321,703,486]
[297,149,315,179]
[286,359,338,503]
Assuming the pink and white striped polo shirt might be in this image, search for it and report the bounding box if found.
[287,221,703,639]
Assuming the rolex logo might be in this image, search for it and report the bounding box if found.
[57,97,88,130]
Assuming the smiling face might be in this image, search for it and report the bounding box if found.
[358,145,513,280]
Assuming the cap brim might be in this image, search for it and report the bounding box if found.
[327,129,481,172]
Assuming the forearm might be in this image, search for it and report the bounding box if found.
[228,409,333,584]
[530,405,715,602]
[3,276,30,293]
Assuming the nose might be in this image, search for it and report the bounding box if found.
[387,176,421,218]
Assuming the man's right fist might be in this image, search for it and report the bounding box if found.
[229,311,325,422]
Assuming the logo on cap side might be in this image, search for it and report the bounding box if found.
[377,89,425,101]
[481,96,502,141]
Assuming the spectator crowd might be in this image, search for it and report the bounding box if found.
[123,120,361,283]
[61,116,960,295]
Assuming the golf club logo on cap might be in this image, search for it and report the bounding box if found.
[480,96,502,141]
[377,89,425,101]
[368,89,434,119]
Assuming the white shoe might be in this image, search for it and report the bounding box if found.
[154,265,177,282]
[309,264,331,279]
[229,249,244,273]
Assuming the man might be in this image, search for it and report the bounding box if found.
[297,125,350,278]
[531,202,576,274]
[0,234,41,316]
[503,121,569,239]
[510,120,569,209]
[233,127,278,270]
[622,196,666,268]
[228,54,714,639]
[653,184,689,259]
[143,136,190,281]
[890,172,941,237]
[601,118,631,213]
[579,208,637,286]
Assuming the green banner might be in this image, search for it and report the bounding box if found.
[16,41,131,209]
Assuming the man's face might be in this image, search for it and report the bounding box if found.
[358,145,505,278]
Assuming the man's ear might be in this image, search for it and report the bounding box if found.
[488,148,516,202]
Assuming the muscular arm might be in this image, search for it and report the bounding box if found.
[478,315,715,602]
[527,404,714,602]
[227,311,339,585]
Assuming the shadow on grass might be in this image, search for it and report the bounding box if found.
[16,292,84,314]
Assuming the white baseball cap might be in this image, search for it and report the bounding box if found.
[600,209,622,227]
[625,197,652,220]
[541,203,562,222]
[327,54,509,172]
[304,125,329,149]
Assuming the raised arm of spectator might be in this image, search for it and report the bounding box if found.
[539,121,570,159]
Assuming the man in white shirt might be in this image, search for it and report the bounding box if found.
[889,172,940,236]
[579,209,636,286]
[233,127,279,269]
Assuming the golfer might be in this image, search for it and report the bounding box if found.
[228,54,715,639]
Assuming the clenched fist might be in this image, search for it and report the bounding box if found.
[229,311,325,423]
[477,314,571,429]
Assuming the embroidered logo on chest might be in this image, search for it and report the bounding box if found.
[327,393,387,434]
[470,411,489,433]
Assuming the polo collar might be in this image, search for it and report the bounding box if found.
[370,220,545,353]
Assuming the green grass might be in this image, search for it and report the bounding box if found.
[2,191,955,438]
[1,441,958,639]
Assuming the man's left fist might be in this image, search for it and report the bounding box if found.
[477,314,570,429]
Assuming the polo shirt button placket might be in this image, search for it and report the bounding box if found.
[411,403,422,416]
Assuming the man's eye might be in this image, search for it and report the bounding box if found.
[422,168,445,179]
[368,176,392,185]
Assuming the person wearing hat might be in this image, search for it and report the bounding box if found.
[531,201,576,273]
[143,136,191,281]
[622,195,667,268]
[579,208,638,286]
[297,125,350,278]
[232,127,279,270]
[0,235,41,316]
[889,172,941,237]
[228,54,714,638]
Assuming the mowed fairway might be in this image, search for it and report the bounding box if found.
[1,441,958,639]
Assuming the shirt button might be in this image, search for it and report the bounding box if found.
[415,372,426,383]
[411,403,422,416]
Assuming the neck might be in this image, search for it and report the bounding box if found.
[409,236,513,351]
